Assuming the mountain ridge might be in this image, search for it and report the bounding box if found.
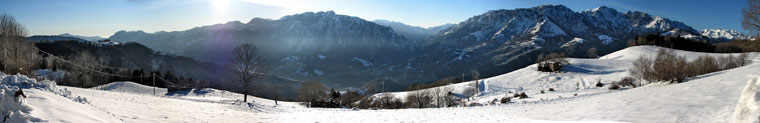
[108,5,722,91]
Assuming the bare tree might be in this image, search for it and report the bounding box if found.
[431,78,454,108]
[71,51,101,88]
[298,80,327,102]
[406,89,432,108]
[688,55,720,77]
[264,84,281,105]
[630,55,652,84]
[737,53,752,67]
[651,49,688,83]
[743,0,760,36]
[718,54,739,70]
[631,49,691,83]
[443,86,455,107]
[471,70,480,96]
[0,13,39,75]
[433,87,443,108]
[340,89,362,108]
[229,44,268,102]
[375,93,402,109]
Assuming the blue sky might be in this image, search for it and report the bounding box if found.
[0,0,749,37]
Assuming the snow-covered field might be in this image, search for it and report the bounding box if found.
[1,46,760,123]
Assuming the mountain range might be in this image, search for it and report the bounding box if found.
[700,29,748,42]
[372,19,454,43]
[58,33,106,41]
[102,5,744,91]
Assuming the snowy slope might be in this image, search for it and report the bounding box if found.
[1,73,612,122]
[733,75,760,123]
[369,46,760,122]
[93,82,167,95]
[2,46,760,122]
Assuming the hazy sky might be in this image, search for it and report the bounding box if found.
[0,0,749,37]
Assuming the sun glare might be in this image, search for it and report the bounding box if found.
[209,0,229,12]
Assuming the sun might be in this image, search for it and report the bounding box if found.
[209,0,230,12]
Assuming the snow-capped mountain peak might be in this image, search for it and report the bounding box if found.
[700,29,747,41]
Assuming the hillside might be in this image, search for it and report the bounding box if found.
[106,5,722,92]
[1,46,757,122]
[365,46,760,122]
[109,11,422,90]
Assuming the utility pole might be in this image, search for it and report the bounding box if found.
[153,73,156,95]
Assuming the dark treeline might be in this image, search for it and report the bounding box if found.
[34,40,218,90]
[715,39,760,53]
[627,34,716,52]
[627,34,760,53]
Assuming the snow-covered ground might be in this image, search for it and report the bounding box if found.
[1,46,759,122]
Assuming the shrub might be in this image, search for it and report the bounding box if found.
[500,97,511,104]
[513,93,520,98]
[737,53,751,66]
[617,77,636,87]
[595,80,604,87]
[468,102,483,107]
[388,98,404,109]
[357,97,372,109]
[548,88,555,91]
[629,49,688,83]
[540,90,545,94]
[608,84,620,90]
[519,92,528,99]
[631,50,750,84]
[687,55,720,77]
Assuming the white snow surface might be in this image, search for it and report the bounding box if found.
[733,76,760,123]
[2,46,760,122]
[369,46,760,122]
